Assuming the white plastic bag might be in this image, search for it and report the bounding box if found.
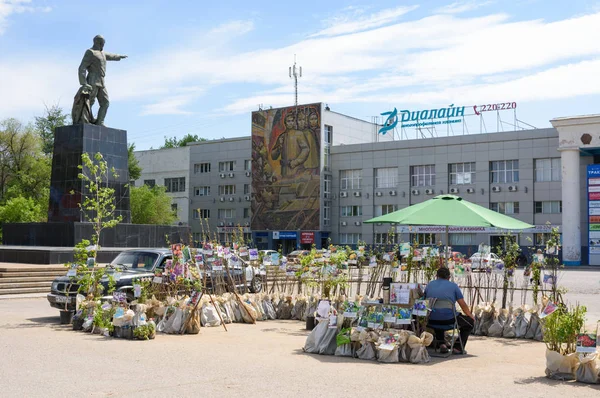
[304,320,328,354]
[514,308,529,338]
[317,327,338,355]
[545,349,579,380]
[335,344,354,357]
[525,313,541,340]
[408,332,433,364]
[356,342,377,361]
[575,354,599,384]
[201,303,222,327]
[502,310,516,338]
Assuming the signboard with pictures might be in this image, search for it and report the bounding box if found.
[588,164,600,264]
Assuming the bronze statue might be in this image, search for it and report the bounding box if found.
[72,35,127,126]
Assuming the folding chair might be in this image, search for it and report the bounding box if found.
[426,298,465,358]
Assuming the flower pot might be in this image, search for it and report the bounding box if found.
[60,310,74,325]
[306,315,316,331]
[72,316,84,331]
[121,326,134,340]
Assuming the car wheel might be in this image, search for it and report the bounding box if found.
[249,276,262,293]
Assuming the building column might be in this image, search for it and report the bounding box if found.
[560,148,581,265]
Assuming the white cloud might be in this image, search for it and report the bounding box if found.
[310,5,419,37]
[435,1,494,14]
[140,92,203,116]
[0,0,50,34]
[208,20,254,37]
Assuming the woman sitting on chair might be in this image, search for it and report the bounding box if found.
[425,267,475,355]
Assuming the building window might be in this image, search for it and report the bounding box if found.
[324,174,331,196]
[535,233,561,246]
[341,205,362,217]
[324,125,332,145]
[244,160,252,171]
[218,185,236,195]
[374,233,399,245]
[219,161,236,172]
[490,160,519,183]
[339,233,362,245]
[449,162,476,185]
[144,179,155,188]
[323,144,331,170]
[535,158,561,182]
[449,233,477,245]
[171,203,178,213]
[323,201,330,227]
[340,169,362,190]
[375,204,398,216]
[490,202,519,214]
[410,233,437,245]
[218,209,235,219]
[165,177,185,193]
[411,165,435,187]
[243,184,250,195]
[194,186,210,196]
[375,167,398,188]
[243,208,250,218]
[535,201,562,214]
[193,209,210,219]
[194,163,211,173]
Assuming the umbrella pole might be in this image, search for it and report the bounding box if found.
[445,225,449,267]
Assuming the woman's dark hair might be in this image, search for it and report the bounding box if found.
[437,267,451,280]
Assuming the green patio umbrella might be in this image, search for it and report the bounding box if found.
[364,194,533,263]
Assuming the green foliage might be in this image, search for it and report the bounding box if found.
[127,143,142,181]
[133,323,155,340]
[77,152,123,248]
[130,185,177,224]
[160,134,206,148]
[34,104,69,156]
[0,196,45,240]
[542,304,586,355]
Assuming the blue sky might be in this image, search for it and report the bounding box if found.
[1,0,600,149]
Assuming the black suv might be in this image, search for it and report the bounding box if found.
[47,248,264,312]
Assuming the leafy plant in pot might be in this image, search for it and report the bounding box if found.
[542,303,586,380]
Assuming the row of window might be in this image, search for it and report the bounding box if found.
[193,208,251,219]
[193,160,252,174]
[340,158,561,190]
[372,232,558,246]
[339,201,562,217]
[194,184,252,196]
[141,177,187,193]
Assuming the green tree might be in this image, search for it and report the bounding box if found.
[0,196,46,240]
[127,143,142,181]
[160,133,205,148]
[0,118,50,203]
[34,105,69,156]
[78,152,123,251]
[130,184,177,225]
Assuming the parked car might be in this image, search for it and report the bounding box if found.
[468,252,504,270]
[286,250,310,264]
[47,248,264,312]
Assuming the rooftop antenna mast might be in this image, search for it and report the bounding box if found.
[289,54,302,108]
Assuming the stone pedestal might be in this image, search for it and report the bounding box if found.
[48,124,130,223]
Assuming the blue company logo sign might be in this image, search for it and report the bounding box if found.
[587,165,600,177]
[378,108,398,135]
[378,104,465,133]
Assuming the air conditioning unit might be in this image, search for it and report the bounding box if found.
[466,188,475,194]
[341,221,347,226]
[228,172,234,178]
[218,222,225,227]
[411,189,419,195]
[229,197,235,202]
[245,195,251,201]
[340,191,348,198]
[227,222,234,227]
[219,173,226,178]
[425,189,434,195]
[508,185,518,192]
[245,171,251,177]
[353,191,361,197]
[219,197,225,202]
[390,190,397,196]
[354,221,361,226]
[375,191,383,197]
[492,186,501,193]
[450,188,459,194]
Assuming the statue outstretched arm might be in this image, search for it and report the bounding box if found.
[78,49,94,85]
[105,52,128,61]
